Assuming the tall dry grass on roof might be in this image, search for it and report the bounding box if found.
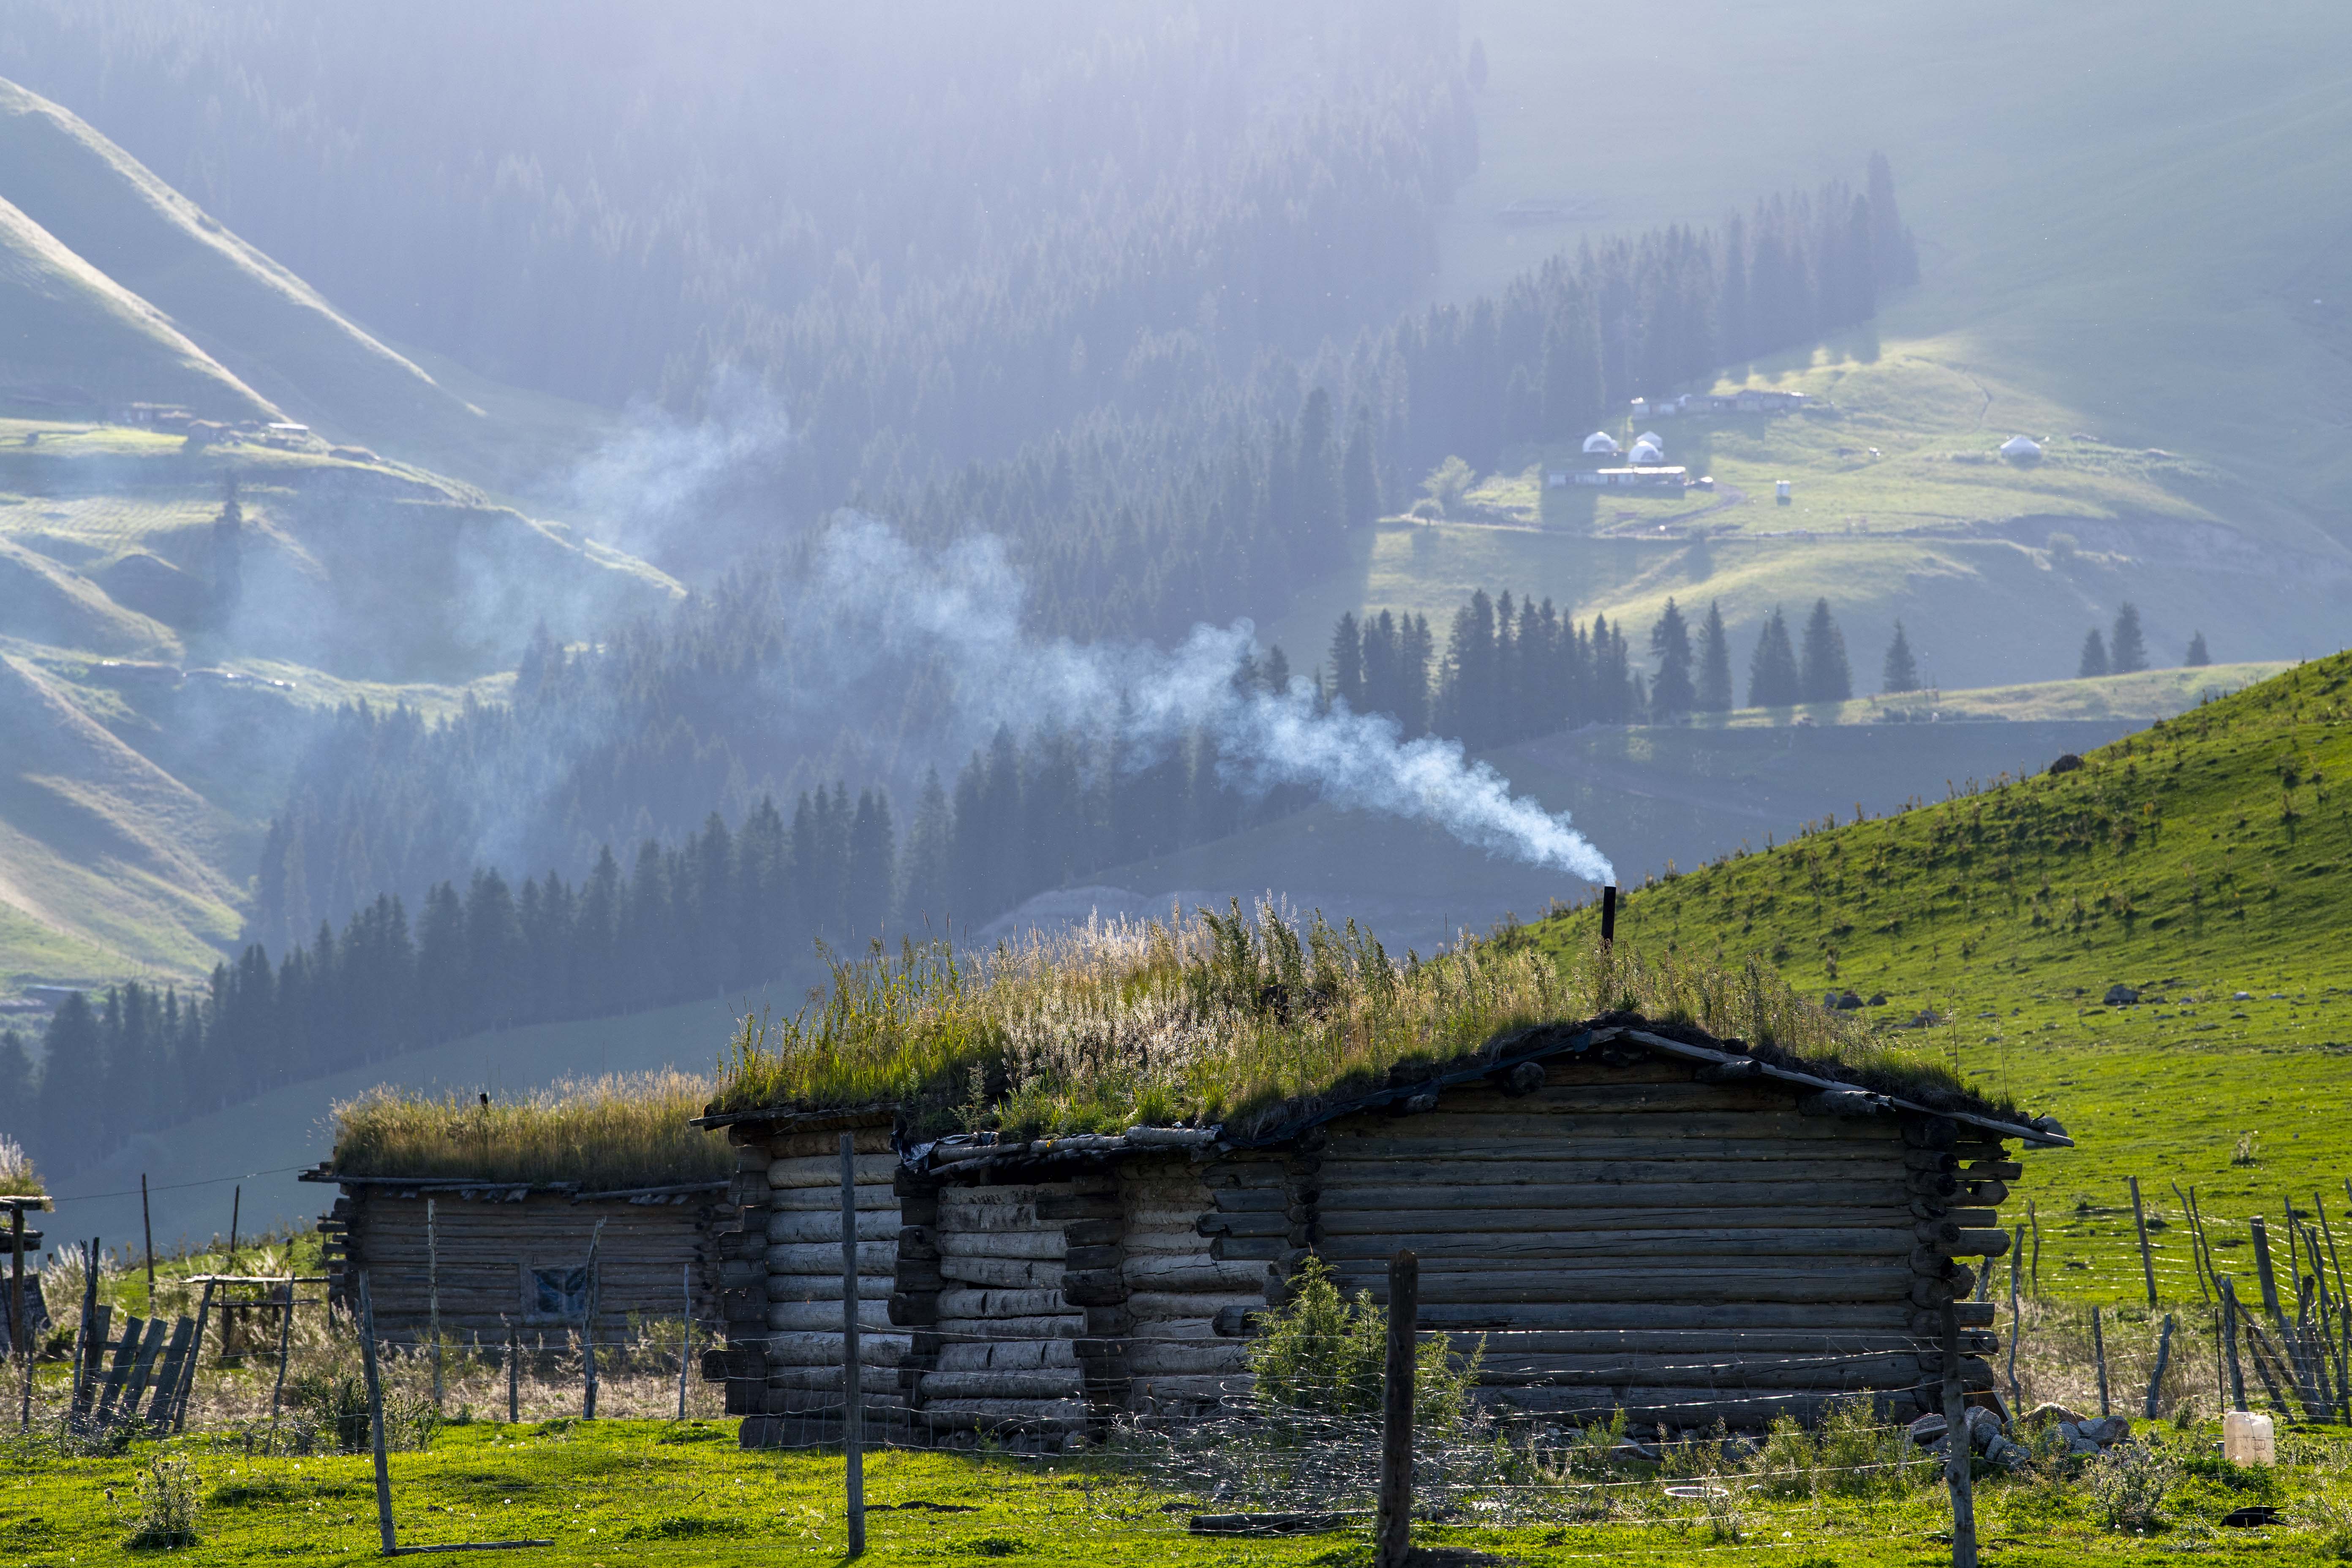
[716,900,1967,1139]
[330,1071,731,1189]
[0,1134,41,1196]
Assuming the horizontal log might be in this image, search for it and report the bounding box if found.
[1437,1328,1944,1356]
[768,1210,901,1244]
[1319,1138,1903,1177]
[764,1333,910,1368]
[912,1397,1088,1429]
[942,1183,1067,1207]
[1198,1212,1290,1239]
[1128,1374,1243,1403]
[1315,1231,1910,1264]
[935,1314,1083,1341]
[937,1287,1068,1320]
[763,1127,895,1160]
[1911,1305,1995,1333]
[770,1154,898,1188]
[1065,1244,1124,1272]
[1126,1232,1214,1260]
[1322,1265,1914,1306]
[1326,1166,1910,1203]
[1063,1218,1122,1248]
[1126,1341,1251,1376]
[768,1298,892,1332]
[1210,1237,1286,1262]
[1062,1271,1127,1307]
[768,1241,897,1274]
[941,1257,1061,1290]
[1325,1117,1901,1152]
[1469,1354,1922,1388]
[934,1205,1050,1235]
[1320,1205,1915,1236]
[1965,1161,2024,1182]
[760,1385,911,1414]
[1129,1291,1263,1323]
[936,1340,1078,1373]
[1035,1194,1122,1222]
[765,1272,894,1302]
[1482,1386,1920,1426]
[939,1230,1066,1261]
[1122,1256,1268,1292]
[1415,1302,1914,1332]
[917,1369,1084,1400]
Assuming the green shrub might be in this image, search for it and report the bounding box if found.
[2084,1441,2178,1531]
[1750,1415,1816,1498]
[125,1454,201,1551]
[1245,1255,1480,1434]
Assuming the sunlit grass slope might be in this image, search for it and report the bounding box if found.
[1527,653,2352,1303]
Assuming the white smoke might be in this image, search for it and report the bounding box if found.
[800,515,1616,884]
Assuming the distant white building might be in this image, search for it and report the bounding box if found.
[1582,430,1622,455]
[2000,434,2043,459]
[1629,439,1665,464]
[1572,466,1688,490]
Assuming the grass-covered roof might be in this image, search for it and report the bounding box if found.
[716,901,2026,1141]
[329,1071,731,1190]
[0,1134,40,1198]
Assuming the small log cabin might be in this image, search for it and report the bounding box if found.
[701,1017,2066,1448]
[304,1165,727,1345]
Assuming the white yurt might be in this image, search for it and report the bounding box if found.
[2000,435,2043,459]
[1636,430,1664,449]
[1582,430,1622,455]
[1629,439,1665,464]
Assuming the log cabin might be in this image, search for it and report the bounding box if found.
[306,1074,730,1346]
[702,1015,2066,1450]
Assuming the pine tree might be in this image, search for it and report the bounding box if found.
[33,993,104,1168]
[1798,598,1852,702]
[1747,607,1800,707]
[1865,151,1920,287]
[899,768,953,935]
[847,788,897,938]
[1341,404,1381,527]
[1648,598,1696,718]
[2078,628,2110,678]
[2110,602,2148,674]
[1696,599,1733,712]
[1881,620,1920,693]
[1328,612,1364,709]
[0,1029,30,1146]
[1263,644,1292,696]
[2185,630,2210,667]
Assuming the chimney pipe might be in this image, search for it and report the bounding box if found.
[1600,885,1618,945]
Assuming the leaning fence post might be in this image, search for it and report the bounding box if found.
[840,1132,865,1557]
[2004,1224,2023,1405]
[1376,1250,1419,1568]
[2221,1277,2248,1410]
[2130,1177,2158,1307]
[1939,1297,1978,1568]
[2091,1305,2110,1418]
[358,1271,397,1556]
[2146,1313,2175,1418]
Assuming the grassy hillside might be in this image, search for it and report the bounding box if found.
[1524,653,2352,1305]
[0,418,681,993]
[0,192,274,421]
[0,77,604,490]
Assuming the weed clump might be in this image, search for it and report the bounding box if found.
[124,1454,201,1551]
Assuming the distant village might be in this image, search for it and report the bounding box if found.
[1546,388,1811,493]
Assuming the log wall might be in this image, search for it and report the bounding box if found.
[332,1188,719,1343]
[704,1116,904,1448]
[1310,1053,2003,1429]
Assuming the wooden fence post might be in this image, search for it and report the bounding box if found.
[840,1132,865,1558]
[505,1320,519,1424]
[141,1174,155,1313]
[678,1262,691,1421]
[74,1239,100,1418]
[228,1185,241,1273]
[269,1279,293,1444]
[2221,1277,2248,1410]
[2028,1202,2041,1296]
[427,1198,442,1412]
[171,1278,216,1432]
[2173,1181,2213,1305]
[359,1271,397,1556]
[581,1218,606,1420]
[2145,1315,2175,1418]
[9,1202,25,1430]
[1375,1250,1419,1568]
[1939,1298,1978,1568]
[2004,1224,2023,1406]
[2091,1306,2109,1418]
[2130,1177,2157,1307]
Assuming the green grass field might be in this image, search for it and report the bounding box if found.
[1524,653,2352,1304]
[5,1414,2352,1565]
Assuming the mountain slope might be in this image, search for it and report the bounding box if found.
[0,192,275,420]
[0,76,566,486]
[1523,653,2352,1301]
